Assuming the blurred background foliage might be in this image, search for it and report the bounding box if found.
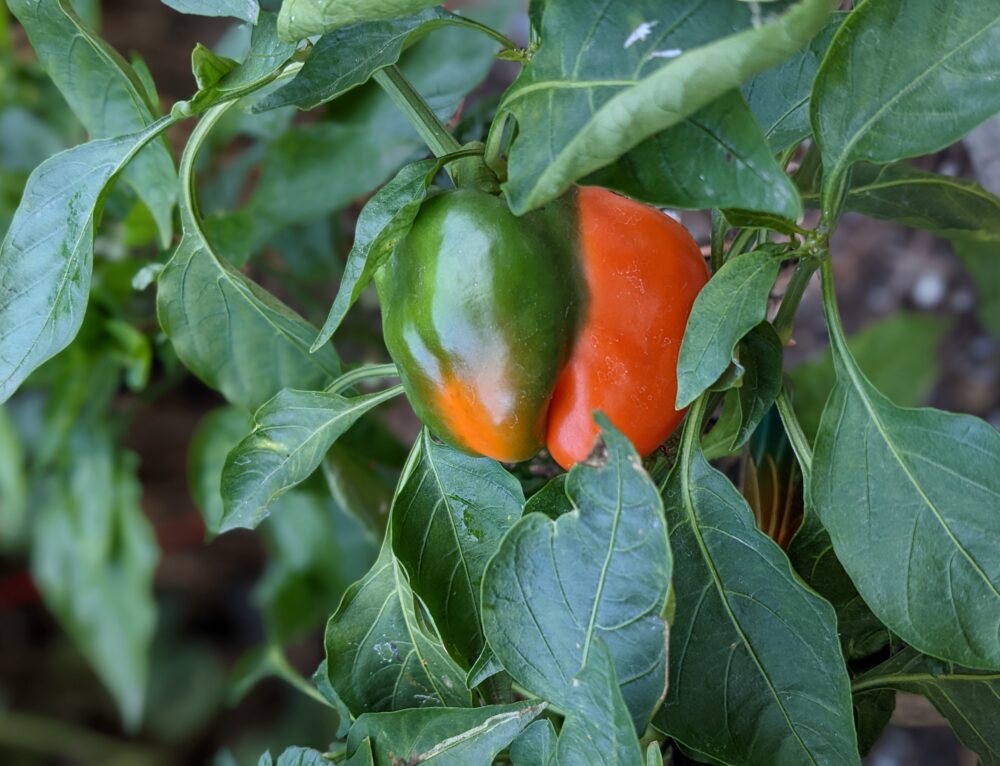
[0,1,995,764]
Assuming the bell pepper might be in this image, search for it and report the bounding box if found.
[376,185,708,468]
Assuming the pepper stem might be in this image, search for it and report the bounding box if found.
[373,65,497,192]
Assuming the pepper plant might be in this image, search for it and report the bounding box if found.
[1,0,1000,764]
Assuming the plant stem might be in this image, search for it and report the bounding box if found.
[772,258,818,344]
[0,711,165,765]
[710,210,727,273]
[326,363,399,395]
[374,65,462,159]
[458,16,518,50]
[775,388,812,476]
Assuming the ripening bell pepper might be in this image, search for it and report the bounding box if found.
[375,185,708,469]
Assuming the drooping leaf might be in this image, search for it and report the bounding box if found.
[192,44,239,90]
[346,701,544,766]
[31,428,158,729]
[742,13,844,152]
[656,401,858,765]
[499,0,836,213]
[811,265,1000,669]
[0,118,172,404]
[555,640,644,765]
[812,0,1000,212]
[157,102,341,412]
[313,158,441,348]
[585,91,801,219]
[161,0,259,23]
[853,648,1000,765]
[676,249,783,408]
[325,536,470,714]
[390,430,522,668]
[481,415,671,731]
[220,385,403,532]
[8,0,176,244]
[278,0,443,40]
[732,323,783,451]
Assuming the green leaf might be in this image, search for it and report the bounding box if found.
[791,312,949,442]
[346,701,544,766]
[8,0,177,245]
[647,744,664,766]
[955,239,1000,339]
[676,249,782,408]
[342,739,374,766]
[742,13,843,153]
[509,719,557,766]
[192,43,239,90]
[811,265,1000,669]
[278,0,444,40]
[157,102,342,411]
[322,443,396,537]
[555,640,644,765]
[390,430,522,668]
[0,117,172,404]
[812,0,1000,213]
[257,746,329,766]
[325,536,470,714]
[815,162,1000,242]
[161,0,259,23]
[853,648,1000,764]
[260,8,472,112]
[585,91,802,219]
[853,689,895,757]
[187,406,252,535]
[731,322,783,452]
[657,401,859,766]
[313,158,440,349]
[522,474,571,520]
[220,385,402,532]
[481,415,671,731]
[499,0,836,213]
[31,428,158,729]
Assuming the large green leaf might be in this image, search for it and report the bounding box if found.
[742,14,843,153]
[805,162,1000,242]
[160,0,259,22]
[585,91,802,218]
[0,117,172,404]
[657,400,858,766]
[498,0,835,213]
[31,427,158,729]
[811,263,1000,669]
[555,640,644,765]
[676,249,782,408]
[853,648,1000,765]
[481,415,671,731]
[791,312,949,442]
[812,0,1000,212]
[278,0,443,40]
[220,385,402,532]
[9,0,176,244]
[391,430,522,668]
[346,701,544,766]
[157,102,341,411]
[325,536,470,714]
